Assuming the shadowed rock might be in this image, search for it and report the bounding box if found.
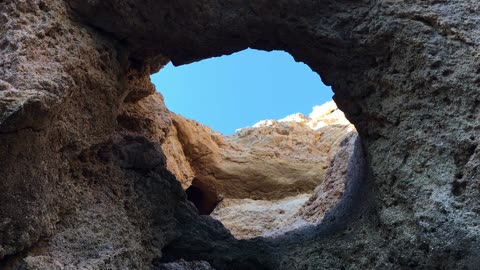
[1,0,480,269]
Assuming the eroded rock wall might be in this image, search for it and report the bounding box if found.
[271,132,359,235]
[188,102,354,239]
[1,0,480,269]
[0,1,228,268]
[157,101,354,239]
[163,101,353,198]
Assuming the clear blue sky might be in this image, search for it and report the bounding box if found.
[151,49,333,135]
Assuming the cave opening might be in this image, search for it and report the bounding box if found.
[185,185,209,214]
[185,180,221,215]
[151,48,333,135]
[151,48,356,239]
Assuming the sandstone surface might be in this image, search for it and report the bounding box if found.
[1,0,480,269]
[270,132,359,236]
[211,194,311,239]
[195,102,354,239]
[162,101,353,219]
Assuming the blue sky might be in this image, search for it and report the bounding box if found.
[151,49,333,135]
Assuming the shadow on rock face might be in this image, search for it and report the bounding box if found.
[159,135,369,270]
[2,0,480,269]
[185,183,221,215]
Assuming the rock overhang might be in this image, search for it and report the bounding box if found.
[0,0,479,268]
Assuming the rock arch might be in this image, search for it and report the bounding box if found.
[0,0,479,269]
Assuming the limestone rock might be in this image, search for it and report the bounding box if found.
[2,0,480,269]
[211,194,311,240]
[294,132,358,224]
[158,101,354,235]
[117,92,196,190]
[161,120,196,189]
[269,132,359,236]
[193,102,354,239]
[163,102,353,210]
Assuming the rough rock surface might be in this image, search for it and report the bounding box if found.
[155,260,214,270]
[163,101,353,218]
[211,194,312,239]
[1,0,480,269]
[195,102,354,239]
[270,132,359,236]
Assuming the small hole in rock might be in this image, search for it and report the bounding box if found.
[39,2,48,11]
[185,184,219,215]
[442,69,454,77]
[452,180,467,196]
[430,61,441,69]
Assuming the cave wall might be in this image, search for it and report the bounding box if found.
[1,0,480,269]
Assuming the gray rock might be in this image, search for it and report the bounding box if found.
[1,0,480,269]
[155,260,214,270]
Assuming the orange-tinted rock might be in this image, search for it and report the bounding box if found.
[161,101,355,239]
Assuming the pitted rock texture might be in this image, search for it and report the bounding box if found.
[1,0,480,269]
[0,1,229,268]
[155,260,214,270]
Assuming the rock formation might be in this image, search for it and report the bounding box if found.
[155,260,214,270]
[161,101,354,239]
[1,0,480,269]
[162,101,353,220]
[270,132,359,236]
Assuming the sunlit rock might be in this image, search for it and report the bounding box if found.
[162,102,355,238]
